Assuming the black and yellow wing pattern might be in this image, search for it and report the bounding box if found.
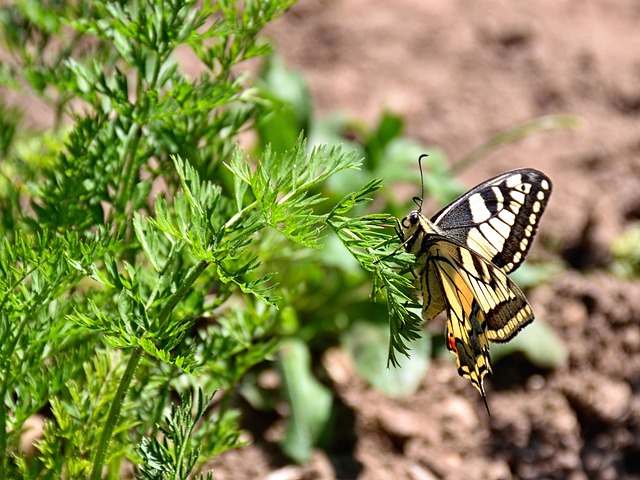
[398,167,552,413]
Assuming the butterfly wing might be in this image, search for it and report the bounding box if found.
[431,169,552,273]
[424,235,534,411]
[427,240,492,406]
[415,258,446,323]
[427,236,534,341]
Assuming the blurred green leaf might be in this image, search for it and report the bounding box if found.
[610,222,640,278]
[256,103,300,154]
[510,261,563,289]
[256,54,312,153]
[342,308,431,397]
[309,113,363,153]
[278,338,333,463]
[491,319,567,368]
[318,234,363,276]
[260,55,312,128]
[364,111,404,170]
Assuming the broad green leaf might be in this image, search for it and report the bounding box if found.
[491,318,567,368]
[278,337,333,463]
[342,310,431,397]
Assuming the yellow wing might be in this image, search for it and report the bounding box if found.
[424,237,534,413]
[415,259,446,323]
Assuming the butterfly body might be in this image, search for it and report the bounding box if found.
[398,168,552,413]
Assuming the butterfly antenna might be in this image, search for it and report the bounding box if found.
[414,153,428,212]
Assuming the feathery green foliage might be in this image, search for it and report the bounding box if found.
[138,388,227,480]
[0,0,426,476]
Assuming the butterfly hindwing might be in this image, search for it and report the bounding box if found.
[428,240,491,402]
[425,235,534,410]
[415,259,446,323]
[440,237,535,343]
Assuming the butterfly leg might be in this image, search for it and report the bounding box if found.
[395,218,405,243]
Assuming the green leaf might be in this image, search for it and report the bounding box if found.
[491,319,568,368]
[342,312,431,397]
[0,0,318,477]
[137,388,239,479]
[278,338,333,463]
[226,137,362,248]
[254,54,309,154]
[133,212,167,272]
[364,111,404,170]
[610,222,640,278]
[327,211,424,367]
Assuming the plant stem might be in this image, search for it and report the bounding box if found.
[90,259,209,479]
[157,260,209,331]
[90,347,143,480]
[224,200,258,229]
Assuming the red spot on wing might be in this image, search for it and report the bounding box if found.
[447,331,457,352]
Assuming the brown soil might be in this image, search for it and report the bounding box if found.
[210,1,640,479]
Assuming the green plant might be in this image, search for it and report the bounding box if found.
[610,223,640,278]
[0,0,427,476]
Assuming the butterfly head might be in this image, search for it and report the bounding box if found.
[399,205,427,254]
[400,208,419,227]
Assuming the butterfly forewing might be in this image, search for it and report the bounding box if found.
[430,169,552,273]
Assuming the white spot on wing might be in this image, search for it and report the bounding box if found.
[498,209,516,225]
[468,193,492,222]
[492,187,504,203]
[489,218,511,239]
[506,174,523,188]
[480,223,506,252]
[510,190,526,204]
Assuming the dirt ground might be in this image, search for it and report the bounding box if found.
[210,1,640,479]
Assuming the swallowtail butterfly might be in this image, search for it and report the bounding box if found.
[397,156,552,414]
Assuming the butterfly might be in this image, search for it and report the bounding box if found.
[397,155,552,414]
